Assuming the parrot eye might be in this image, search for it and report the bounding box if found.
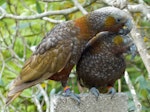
[116,18,121,23]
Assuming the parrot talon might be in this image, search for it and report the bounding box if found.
[63,88,80,104]
[107,87,116,99]
[90,87,100,100]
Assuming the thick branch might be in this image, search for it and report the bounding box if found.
[101,0,127,9]
[101,0,150,21]
[128,4,150,21]
[127,10,150,78]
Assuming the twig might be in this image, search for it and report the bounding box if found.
[124,71,142,112]
[42,17,64,23]
[33,95,43,112]
[72,0,88,15]
[20,0,37,14]
[0,7,6,19]
[0,0,96,20]
[0,92,19,112]
[42,0,64,2]
[4,63,19,74]
[0,53,5,79]
[118,79,121,92]
[37,84,50,112]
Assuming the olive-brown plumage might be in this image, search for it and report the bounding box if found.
[77,32,131,92]
[6,7,132,105]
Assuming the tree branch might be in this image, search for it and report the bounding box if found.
[37,85,50,112]
[128,4,150,21]
[101,0,150,21]
[72,0,88,15]
[41,0,63,2]
[0,0,96,21]
[33,96,43,112]
[126,9,150,78]
[101,0,127,9]
[124,71,142,112]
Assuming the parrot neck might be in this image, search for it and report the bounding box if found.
[74,15,97,40]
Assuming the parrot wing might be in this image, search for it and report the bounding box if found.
[6,39,73,105]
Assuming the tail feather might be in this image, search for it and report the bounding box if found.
[6,72,53,106]
[6,92,21,106]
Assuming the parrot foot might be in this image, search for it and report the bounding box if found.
[90,87,100,100]
[107,86,116,99]
[63,86,80,104]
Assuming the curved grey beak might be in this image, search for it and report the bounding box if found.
[119,19,133,35]
[122,35,137,60]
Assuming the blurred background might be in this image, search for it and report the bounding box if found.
[0,0,150,112]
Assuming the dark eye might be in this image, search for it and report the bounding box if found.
[117,18,121,22]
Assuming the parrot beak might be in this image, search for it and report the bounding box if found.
[123,35,133,45]
[119,19,133,35]
[122,35,137,60]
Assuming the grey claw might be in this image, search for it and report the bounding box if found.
[107,87,116,99]
[63,89,80,104]
[90,87,100,100]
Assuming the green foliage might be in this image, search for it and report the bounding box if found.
[0,0,5,6]
[36,1,42,13]
[144,0,150,4]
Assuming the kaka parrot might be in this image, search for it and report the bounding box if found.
[6,7,132,105]
[76,31,133,98]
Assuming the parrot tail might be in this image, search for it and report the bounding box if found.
[6,92,22,106]
[5,72,54,106]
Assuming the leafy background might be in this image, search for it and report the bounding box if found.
[0,0,150,112]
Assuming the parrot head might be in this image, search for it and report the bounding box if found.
[88,7,132,35]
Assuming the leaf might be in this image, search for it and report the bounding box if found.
[140,89,148,98]
[0,79,4,87]
[41,82,46,88]
[36,1,42,13]
[0,0,5,6]
[12,22,32,29]
[135,75,148,89]
[144,0,150,4]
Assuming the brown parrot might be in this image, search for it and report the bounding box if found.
[6,7,132,105]
[76,31,134,98]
